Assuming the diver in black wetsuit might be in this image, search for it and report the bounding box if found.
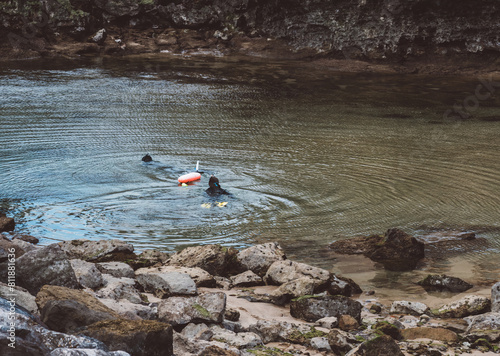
[206,175,230,196]
[142,154,153,162]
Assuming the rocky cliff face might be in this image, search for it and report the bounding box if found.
[1,0,499,62]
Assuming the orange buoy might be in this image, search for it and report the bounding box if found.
[178,172,201,183]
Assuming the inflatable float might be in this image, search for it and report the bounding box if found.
[178,172,201,183]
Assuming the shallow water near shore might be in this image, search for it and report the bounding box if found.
[1,55,499,300]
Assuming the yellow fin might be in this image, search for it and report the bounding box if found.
[216,201,228,207]
[201,203,212,208]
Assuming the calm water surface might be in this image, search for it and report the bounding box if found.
[1,56,499,301]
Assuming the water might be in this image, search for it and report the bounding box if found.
[1,56,499,301]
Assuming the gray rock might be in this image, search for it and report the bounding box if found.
[50,350,130,356]
[97,262,135,279]
[236,242,286,276]
[99,298,157,320]
[11,233,39,244]
[264,260,330,287]
[248,320,316,344]
[166,244,238,277]
[173,332,240,356]
[58,239,135,263]
[136,271,197,298]
[96,275,142,304]
[350,335,404,356]
[158,292,226,326]
[136,265,215,288]
[328,275,362,297]
[435,295,491,318]
[15,244,80,295]
[315,316,339,329]
[290,295,362,323]
[492,281,500,313]
[70,259,104,289]
[36,285,120,333]
[390,301,430,316]
[9,238,38,252]
[180,323,213,341]
[465,312,500,334]
[328,328,357,354]
[90,28,107,45]
[0,282,38,315]
[417,274,473,293]
[230,270,263,287]
[270,277,316,302]
[0,296,108,355]
[310,336,332,351]
[214,276,233,290]
[209,325,263,348]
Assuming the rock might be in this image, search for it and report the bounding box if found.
[214,276,232,290]
[50,350,130,356]
[95,274,142,304]
[166,244,238,277]
[248,320,321,344]
[330,228,425,271]
[14,244,79,294]
[90,29,107,45]
[0,214,15,232]
[310,336,332,351]
[36,285,120,332]
[58,239,136,263]
[401,327,459,342]
[390,301,430,316]
[209,325,263,348]
[136,265,215,287]
[0,238,24,264]
[236,242,286,276]
[9,238,37,253]
[264,260,330,288]
[329,274,362,297]
[492,281,500,313]
[157,292,226,326]
[230,270,263,287]
[78,319,173,356]
[0,296,108,355]
[350,335,404,356]
[417,274,473,293]
[269,277,316,304]
[99,298,157,320]
[135,271,197,298]
[465,312,500,335]
[224,308,240,322]
[11,234,39,244]
[173,332,240,356]
[373,321,403,340]
[181,323,213,341]
[70,259,104,289]
[0,282,38,315]
[434,295,491,318]
[315,316,339,329]
[97,262,135,279]
[290,295,362,323]
[339,314,359,331]
[129,249,170,269]
[328,329,358,354]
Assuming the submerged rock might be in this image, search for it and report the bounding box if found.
[290,295,362,323]
[0,213,15,233]
[78,319,173,356]
[417,274,473,293]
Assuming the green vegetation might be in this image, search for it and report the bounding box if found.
[192,303,211,319]
[291,294,321,302]
[288,326,327,344]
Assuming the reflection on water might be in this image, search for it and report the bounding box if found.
[1,56,499,300]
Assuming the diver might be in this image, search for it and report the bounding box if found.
[206,175,230,196]
[142,154,153,162]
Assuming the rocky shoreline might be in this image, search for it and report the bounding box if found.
[1,218,500,355]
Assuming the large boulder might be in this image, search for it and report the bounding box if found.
[70,259,104,290]
[36,285,120,332]
[99,298,157,320]
[95,274,142,304]
[349,335,404,356]
[492,281,500,313]
[290,295,362,323]
[0,297,109,355]
[401,327,459,342]
[248,320,319,344]
[135,271,197,298]
[166,245,238,277]
[158,292,226,326]
[328,275,362,297]
[236,242,286,276]
[327,329,358,354]
[264,260,330,288]
[270,277,317,304]
[434,295,491,318]
[209,325,262,348]
[58,239,136,262]
[417,274,473,293]
[0,214,15,233]
[78,319,173,356]
[136,265,215,288]
[14,244,80,294]
[465,312,500,342]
